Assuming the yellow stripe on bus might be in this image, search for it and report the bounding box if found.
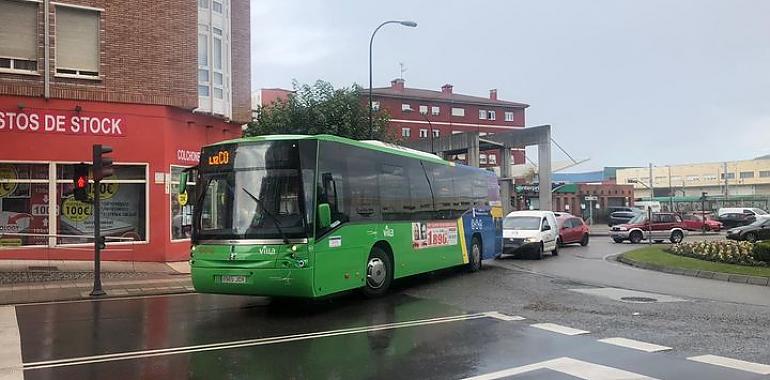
[458,218,469,264]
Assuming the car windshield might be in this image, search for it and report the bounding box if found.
[752,208,767,215]
[503,216,542,230]
[628,213,648,224]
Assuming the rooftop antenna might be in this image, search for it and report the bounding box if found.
[399,62,407,80]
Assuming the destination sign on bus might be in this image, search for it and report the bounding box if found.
[200,144,236,170]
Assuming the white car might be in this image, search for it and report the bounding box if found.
[501,210,559,259]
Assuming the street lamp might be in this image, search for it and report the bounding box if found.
[368,20,417,139]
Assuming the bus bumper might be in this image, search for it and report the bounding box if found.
[191,267,316,298]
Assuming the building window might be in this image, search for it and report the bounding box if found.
[55,6,100,78]
[401,103,412,112]
[401,128,411,138]
[432,129,440,137]
[431,106,440,116]
[452,130,462,135]
[480,154,487,164]
[760,171,770,178]
[721,173,736,180]
[419,105,428,115]
[489,154,497,164]
[0,0,38,74]
[371,101,380,111]
[212,0,223,13]
[198,29,210,97]
[505,112,514,122]
[488,111,496,120]
[171,166,196,240]
[686,175,700,182]
[419,129,428,138]
[740,171,755,179]
[198,1,232,117]
[479,110,487,120]
[451,107,465,117]
[703,174,717,181]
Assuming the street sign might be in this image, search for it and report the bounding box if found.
[585,196,598,201]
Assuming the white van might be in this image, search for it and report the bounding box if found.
[502,210,559,259]
[717,207,768,217]
[633,201,661,213]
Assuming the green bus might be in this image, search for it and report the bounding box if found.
[182,134,502,298]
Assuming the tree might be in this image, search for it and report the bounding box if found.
[244,80,396,142]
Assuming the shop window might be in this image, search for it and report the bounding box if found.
[56,164,147,245]
[171,166,196,240]
[55,6,100,78]
[0,164,49,247]
[0,0,38,74]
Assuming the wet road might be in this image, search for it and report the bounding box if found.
[4,235,770,379]
[10,293,770,380]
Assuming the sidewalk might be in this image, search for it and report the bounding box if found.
[588,224,611,236]
[0,260,193,305]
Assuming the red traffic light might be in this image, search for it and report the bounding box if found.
[73,163,90,202]
[76,176,87,189]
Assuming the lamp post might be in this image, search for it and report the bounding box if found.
[628,178,654,245]
[368,20,417,139]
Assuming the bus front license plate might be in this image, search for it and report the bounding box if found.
[220,275,247,284]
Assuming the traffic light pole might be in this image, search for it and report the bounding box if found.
[90,177,105,297]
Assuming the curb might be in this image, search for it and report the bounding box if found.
[616,255,770,287]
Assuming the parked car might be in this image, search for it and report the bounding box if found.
[556,214,590,247]
[681,212,723,232]
[726,218,770,242]
[610,212,687,244]
[718,212,756,229]
[502,211,559,259]
[609,210,641,226]
[717,207,768,217]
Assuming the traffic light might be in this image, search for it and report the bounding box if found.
[93,144,114,181]
[73,163,90,202]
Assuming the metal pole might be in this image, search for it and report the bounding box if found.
[668,165,673,212]
[90,179,105,297]
[649,163,654,201]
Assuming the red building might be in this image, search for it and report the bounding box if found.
[369,79,529,166]
[0,0,250,262]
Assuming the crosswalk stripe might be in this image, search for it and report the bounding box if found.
[461,357,659,380]
[483,312,526,321]
[688,354,770,375]
[530,323,589,336]
[0,306,22,380]
[598,337,672,352]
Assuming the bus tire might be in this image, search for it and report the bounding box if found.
[362,246,392,298]
[467,237,482,272]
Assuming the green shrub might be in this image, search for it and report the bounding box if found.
[752,241,770,264]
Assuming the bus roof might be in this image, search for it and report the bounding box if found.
[210,134,470,167]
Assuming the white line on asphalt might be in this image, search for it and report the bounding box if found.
[461,356,659,380]
[530,323,590,336]
[687,354,770,375]
[13,292,199,307]
[597,337,672,352]
[24,312,491,371]
[0,306,22,380]
[483,312,526,321]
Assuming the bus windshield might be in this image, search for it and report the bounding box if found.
[194,140,314,241]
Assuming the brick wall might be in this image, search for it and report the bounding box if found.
[0,0,250,122]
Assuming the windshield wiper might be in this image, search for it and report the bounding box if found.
[242,187,290,244]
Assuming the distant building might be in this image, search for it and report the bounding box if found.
[251,88,294,119]
[368,79,529,167]
[616,158,770,211]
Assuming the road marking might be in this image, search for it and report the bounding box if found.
[483,312,525,321]
[23,312,490,371]
[531,323,590,336]
[461,356,659,380]
[598,337,672,352]
[0,306,22,380]
[687,354,770,375]
[569,287,686,303]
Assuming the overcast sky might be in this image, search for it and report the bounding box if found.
[250,0,770,171]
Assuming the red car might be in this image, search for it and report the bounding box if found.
[610,212,687,244]
[681,212,723,232]
[556,214,590,246]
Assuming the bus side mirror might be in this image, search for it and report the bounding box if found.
[318,203,331,229]
[178,172,189,194]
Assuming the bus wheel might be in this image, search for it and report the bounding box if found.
[467,237,482,272]
[362,247,392,298]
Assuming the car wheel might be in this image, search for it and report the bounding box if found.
[557,237,563,247]
[745,232,758,243]
[629,231,643,244]
[670,230,684,244]
[467,237,482,272]
[613,238,624,244]
[551,242,559,256]
[362,246,393,298]
[580,234,589,247]
[532,243,544,260]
